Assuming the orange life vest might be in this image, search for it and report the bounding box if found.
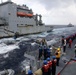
[42,64,49,72]
[69,39,72,44]
[52,59,56,65]
[48,61,52,67]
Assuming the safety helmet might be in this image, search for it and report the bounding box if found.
[43,60,47,65]
[57,48,60,51]
[52,56,56,59]
[44,45,47,49]
[47,57,51,61]
[28,70,32,74]
[47,48,50,51]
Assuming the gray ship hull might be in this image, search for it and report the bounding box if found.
[0,25,53,38]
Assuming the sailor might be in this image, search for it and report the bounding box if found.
[41,60,49,75]
[71,35,74,41]
[43,45,47,60]
[55,48,61,66]
[61,36,64,46]
[47,57,52,75]
[28,70,33,75]
[49,45,52,56]
[38,45,43,60]
[69,38,72,48]
[40,38,47,60]
[63,39,66,53]
[74,44,76,57]
[52,56,56,75]
[47,47,51,58]
[41,38,47,46]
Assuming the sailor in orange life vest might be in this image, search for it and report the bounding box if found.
[69,38,72,48]
[41,60,49,75]
[47,57,52,75]
[52,56,56,75]
[38,45,43,60]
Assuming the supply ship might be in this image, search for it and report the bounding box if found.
[67,23,74,27]
[0,0,53,38]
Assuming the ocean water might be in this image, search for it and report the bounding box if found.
[0,27,76,74]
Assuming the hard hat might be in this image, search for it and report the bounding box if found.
[28,70,32,74]
[43,60,47,65]
[44,45,47,49]
[47,57,51,61]
[52,56,56,59]
[47,48,50,51]
[57,48,60,51]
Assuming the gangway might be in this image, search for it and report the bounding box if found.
[57,58,76,75]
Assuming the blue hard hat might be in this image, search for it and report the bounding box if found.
[44,45,47,48]
[43,60,47,65]
[52,56,56,59]
[47,48,50,51]
[28,70,32,74]
[47,57,51,61]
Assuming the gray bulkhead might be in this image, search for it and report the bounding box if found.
[8,2,36,33]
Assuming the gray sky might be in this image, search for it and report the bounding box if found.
[2,0,76,25]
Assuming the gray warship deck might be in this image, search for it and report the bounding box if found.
[56,39,76,75]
